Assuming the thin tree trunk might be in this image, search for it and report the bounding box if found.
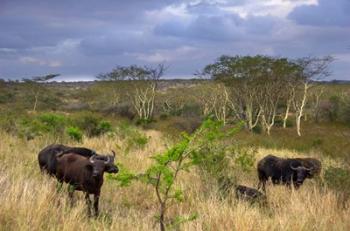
[283,99,291,128]
[296,83,309,136]
[159,203,165,231]
[33,92,39,112]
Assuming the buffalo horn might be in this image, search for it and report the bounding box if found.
[104,156,110,164]
[89,154,96,163]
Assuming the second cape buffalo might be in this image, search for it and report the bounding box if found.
[56,153,118,216]
[257,155,319,191]
[38,144,118,175]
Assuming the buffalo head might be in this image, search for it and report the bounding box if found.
[290,164,313,188]
[88,151,118,177]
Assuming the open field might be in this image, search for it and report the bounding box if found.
[0,128,349,231]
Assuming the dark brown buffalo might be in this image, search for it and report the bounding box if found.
[257,155,315,191]
[38,144,118,175]
[56,153,118,216]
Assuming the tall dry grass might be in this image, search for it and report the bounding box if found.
[0,131,349,231]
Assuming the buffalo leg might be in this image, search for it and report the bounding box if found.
[68,185,75,206]
[257,179,266,192]
[257,171,267,192]
[93,193,100,217]
[85,193,92,217]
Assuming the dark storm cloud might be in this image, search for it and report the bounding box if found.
[0,0,349,80]
[288,0,350,27]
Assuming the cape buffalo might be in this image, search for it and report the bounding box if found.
[56,153,118,217]
[38,144,118,175]
[257,155,315,191]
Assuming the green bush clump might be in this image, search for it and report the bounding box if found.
[324,167,350,197]
[252,125,262,134]
[0,111,18,135]
[192,120,245,192]
[18,113,67,140]
[72,112,113,137]
[116,122,149,152]
[97,120,113,135]
[37,113,66,134]
[234,148,256,172]
[66,126,83,142]
[274,118,293,128]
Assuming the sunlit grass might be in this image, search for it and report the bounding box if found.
[0,131,349,230]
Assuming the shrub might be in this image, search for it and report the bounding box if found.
[192,120,245,191]
[17,113,67,140]
[0,92,15,104]
[181,103,201,118]
[66,126,83,142]
[0,112,18,135]
[252,125,262,134]
[110,120,232,231]
[73,113,100,137]
[72,112,113,137]
[168,117,202,134]
[107,103,135,120]
[274,118,293,128]
[37,113,66,134]
[234,148,256,172]
[115,122,149,152]
[324,167,350,197]
[97,120,113,135]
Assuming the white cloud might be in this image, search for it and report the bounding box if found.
[129,46,203,63]
[220,0,317,18]
[145,3,192,22]
[19,56,62,67]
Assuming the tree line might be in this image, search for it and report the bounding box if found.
[97,55,334,136]
[1,54,342,136]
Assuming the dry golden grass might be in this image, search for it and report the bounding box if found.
[0,130,349,231]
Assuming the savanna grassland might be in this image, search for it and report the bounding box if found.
[0,77,350,231]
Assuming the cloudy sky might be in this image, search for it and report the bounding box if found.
[0,0,349,81]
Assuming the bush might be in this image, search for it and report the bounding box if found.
[274,118,293,128]
[37,113,66,134]
[66,126,83,142]
[234,148,256,172]
[108,103,135,120]
[97,120,113,134]
[115,122,149,152]
[252,125,262,134]
[0,111,18,135]
[72,112,113,137]
[168,117,202,134]
[18,113,67,140]
[324,167,350,196]
[181,103,201,118]
[192,120,244,190]
[0,92,15,104]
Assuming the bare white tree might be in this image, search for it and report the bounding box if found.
[97,64,166,122]
[292,56,333,136]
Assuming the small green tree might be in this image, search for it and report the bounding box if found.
[110,119,243,231]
